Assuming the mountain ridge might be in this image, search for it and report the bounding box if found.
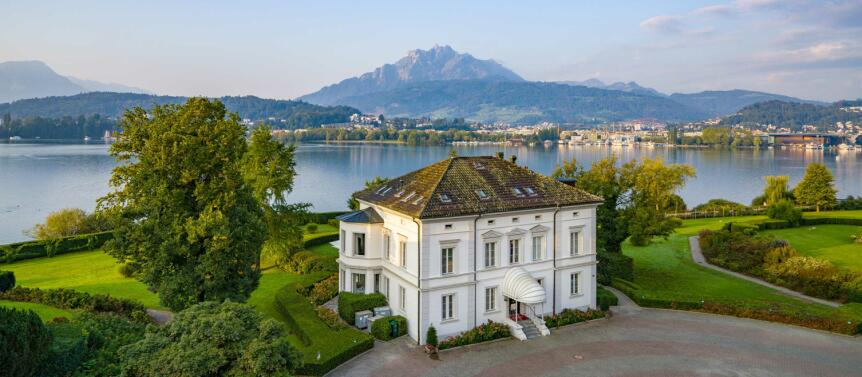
[0,60,150,103]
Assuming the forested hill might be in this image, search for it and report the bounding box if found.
[0,92,360,129]
[336,80,709,124]
[719,100,862,130]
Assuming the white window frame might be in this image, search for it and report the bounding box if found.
[531,235,544,261]
[399,239,407,268]
[340,230,346,254]
[485,287,498,312]
[509,239,520,264]
[484,241,497,268]
[442,293,455,321]
[399,286,406,310]
[383,276,390,299]
[354,233,366,256]
[569,229,582,256]
[570,272,580,296]
[352,272,365,293]
[383,233,391,261]
[441,247,454,275]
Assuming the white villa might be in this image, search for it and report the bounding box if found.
[336,156,602,343]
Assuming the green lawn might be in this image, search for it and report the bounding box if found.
[764,225,862,271]
[0,299,73,321]
[2,249,162,308]
[620,213,862,324]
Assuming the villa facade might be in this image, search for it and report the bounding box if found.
[336,156,602,343]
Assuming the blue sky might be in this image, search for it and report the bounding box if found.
[1,0,859,101]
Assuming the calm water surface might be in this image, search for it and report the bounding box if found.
[1,141,860,243]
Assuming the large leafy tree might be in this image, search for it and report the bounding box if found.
[243,125,309,269]
[762,176,793,206]
[118,301,301,377]
[99,98,266,310]
[621,157,696,246]
[794,163,837,212]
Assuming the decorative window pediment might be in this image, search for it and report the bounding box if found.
[506,228,527,237]
[482,230,503,239]
[530,224,550,233]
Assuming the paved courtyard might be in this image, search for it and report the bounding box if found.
[328,297,862,377]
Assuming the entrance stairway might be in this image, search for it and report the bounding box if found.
[518,320,541,340]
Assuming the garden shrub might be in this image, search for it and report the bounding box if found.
[0,231,113,263]
[764,256,847,300]
[306,223,319,233]
[72,312,147,377]
[370,315,407,340]
[327,219,339,228]
[699,229,774,275]
[286,251,337,274]
[38,321,88,377]
[544,308,606,328]
[0,307,52,377]
[310,211,349,224]
[596,286,618,311]
[315,306,345,330]
[116,262,139,278]
[0,286,150,322]
[0,270,14,292]
[426,325,438,347]
[437,321,510,350]
[337,292,387,325]
[303,233,339,249]
[309,274,339,305]
[597,251,633,285]
[766,199,802,226]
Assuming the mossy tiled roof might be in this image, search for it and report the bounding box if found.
[353,156,602,219]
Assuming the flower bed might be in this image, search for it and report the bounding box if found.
[438,321,510,350]
[543,308,606,328]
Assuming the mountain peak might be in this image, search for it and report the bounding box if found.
[298,45,523,105]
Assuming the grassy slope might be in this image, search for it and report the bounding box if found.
[2,249,162,308]
[0,299,73,321]
[764,225,862,271]
[621,213,862,321]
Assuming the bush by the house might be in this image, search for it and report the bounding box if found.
[337,292,387,325]
[426,325,438,348]
[766,199,802,226]
[597,251,633,285]
[596,286,618,311]
[308,274,339,305]
[315,306,345,330]
[0,307,52,377]
[0,270,14,292]
[0,286,150,322]
[544,308,606,328]
[437,321,510,350]
[370,315,407,340]
[286,250,337,274]
[0,231,113,263]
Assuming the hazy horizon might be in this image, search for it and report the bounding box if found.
[1,0,860,102]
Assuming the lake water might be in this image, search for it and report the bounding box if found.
[1,141,860,243]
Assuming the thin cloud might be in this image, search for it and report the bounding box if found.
[692,4,736,16]
[639,15,682,33]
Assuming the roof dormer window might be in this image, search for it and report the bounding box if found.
[439,193,452,203]
[473,161,485,170]
[475,190,489,200]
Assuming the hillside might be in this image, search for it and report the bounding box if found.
[670,90,824,117]
[337,80,708,124]
[298,45,523,105]
[719,100,862,130]
[0,92,360,129]
[0,61,149,103]
[558,79,664,97]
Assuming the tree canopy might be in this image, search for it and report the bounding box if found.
[99,98,267,310]
[794,163,837,212]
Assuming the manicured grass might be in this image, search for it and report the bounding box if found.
[764,225,862,272]
[308,242,339,258]
[247,269,330,320]
[1,249,162,308]
[303,224,338,240]
[620,214,862,324]
[0,299,73,321]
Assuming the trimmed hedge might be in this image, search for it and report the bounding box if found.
[0,231,113,263]
[303,233,339,249]
[273,279,373,376]
[295,273,338,305]
[286,251,337,275]
[596,286,618,311]
[337,292,387,325]
[0,286,150,323]
[597,251,633,285]
[310,211,349,224]
[370,315,407,340]
[544,308,606,328]
[0,270,14,292]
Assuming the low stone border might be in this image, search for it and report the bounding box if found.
[437,336,514,353]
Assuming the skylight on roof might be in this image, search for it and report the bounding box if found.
[524,187,537,196]
[412,195,424,205]
[402,191,416,202]
[375,186,390,195]
[439,193,452,203]
[473,161,485,170]
[512,187,525,197]
[475,190,489,200]
[395,190,405,197]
